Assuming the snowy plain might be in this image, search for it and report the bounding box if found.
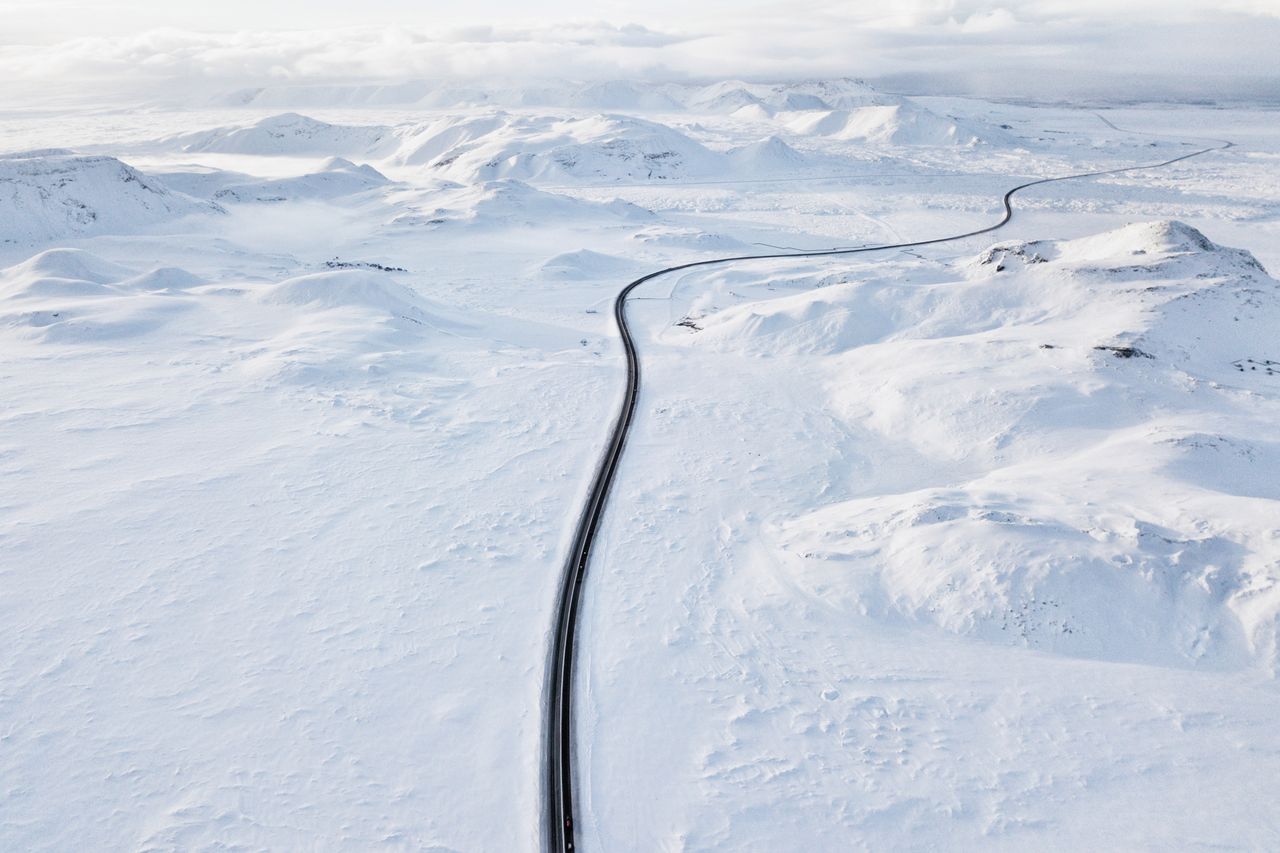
[1,80,1278,851]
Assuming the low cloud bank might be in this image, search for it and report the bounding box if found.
[2,2,1277,107]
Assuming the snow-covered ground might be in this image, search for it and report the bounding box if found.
[1,82,1278,850]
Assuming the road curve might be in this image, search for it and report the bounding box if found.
[544,137,1231,853]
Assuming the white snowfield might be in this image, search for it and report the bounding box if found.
[0,79,1278,851]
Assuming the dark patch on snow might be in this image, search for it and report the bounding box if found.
[324,258,407,273]
[1233,357,1278,375]
[979,243,1049,270]
[1094,345,1154,359]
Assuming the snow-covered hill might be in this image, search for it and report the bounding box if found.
[567,81,685,112]
[214,158,390,203]
[410,114,724,182]
[581,212,1280,852]
[0,152,214,242]
[163,112,396,157]
[787,101,1007,146]
[158,157,389,203]
[0,248,211,341]
[135,96,1008,201]
[680,78,890,115]
[688,220,1278,670]
[390,178,652,230]
[726,135,813,173]
[537,248,641,281]
[390,112,534,167]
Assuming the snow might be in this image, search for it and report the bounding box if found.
[685,221,1280,669]
[390,112,524,167]
[681,79,888,115]
[396,178,651,230]
[3,247,134,293]
[0,152,214,242]
[631,225,751,253]
[430,114,724,182]
[787,102,1005,146]
[0,245,604,850]
[726,135,812,173]
[538,249,640,281]
[582,220,1280,850]
[263,268,460,318]
[212,158,390,203]
[1,81,1278,852]
[162,111,395,157]
[206,78,888,115]
[567,81,685,112]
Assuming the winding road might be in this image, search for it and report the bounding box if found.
[544,134,1231,853]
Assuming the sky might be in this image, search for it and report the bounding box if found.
[1,0,1278,106]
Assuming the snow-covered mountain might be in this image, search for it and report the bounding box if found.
[209,77,888,114]
[0,152,214,242]
[680,78,890,115]
[567,80,685,112]
[135,97,1010,200]
[155,111,732,183]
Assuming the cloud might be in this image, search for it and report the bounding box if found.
[0,2,1277,107]
[958,8,1018,33]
